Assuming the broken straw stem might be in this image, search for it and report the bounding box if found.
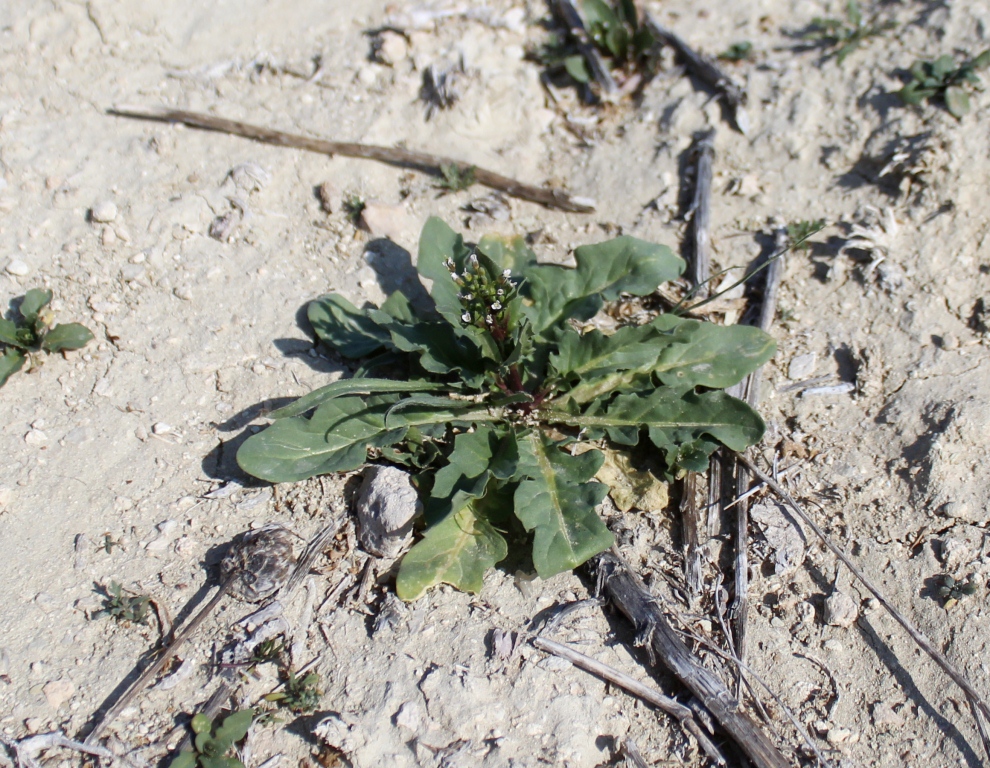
[108,106,596,214]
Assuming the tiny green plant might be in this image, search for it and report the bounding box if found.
[436,163,476,193]
[237,218,774,600]
[342,194,366,225]
[938,574,978,610]
[169,709,255,768]
[802,1,894,64]
[718,41,755,63]
[538,0,656,86]
[95,581,151,625]
[786,219,826,252]
[898,49,990,118]
[264,670,322,713]
[0,288,94,387]
[248,638,286,668]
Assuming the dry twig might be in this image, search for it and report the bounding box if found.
[109,106,595,213]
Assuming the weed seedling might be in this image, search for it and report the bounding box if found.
[436,163,476,193]
[168,709,255,768]
[802,1,894,64]
[786,219,827,251]
[938,574,978,610]
[718,42,755,63]
[536,0,657,88]
[237,218,774,599]
[898,49,990,118]
[342,194,366,225]
[0,288,94,387]
[248,638,286,669]
[264,670,322,713]
[96,581,151,625]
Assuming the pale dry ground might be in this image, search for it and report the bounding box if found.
[2,0,990,766]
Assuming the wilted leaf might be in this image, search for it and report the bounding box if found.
[308,294,392,358]
[396,488,508,599]
[593,447,669,512]
[944,85,970,118]
[514,432,613,577]
[40,323,94,352]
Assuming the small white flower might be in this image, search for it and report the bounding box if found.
[485,314,493,324]
[450,272,461,281]
[491,301,502,311]
[462,311,471,323]
[469,254,479,266]
[443,258,455,269]
[464,292,473,300]
[496,288,504,296]
[502,269,511,278]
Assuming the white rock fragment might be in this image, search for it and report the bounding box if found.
[356,465,421,558]
[6,259,30,276]
[314,713,364,754]
[374,31,409,66]
[91,201,118,223]
[750,501,806,575]
[152,422,172,435]
[787,352,817,380]
[394,701,423,733]
[156,657,195,690]
[359,201,414,242]
[101,226,117,247]
[871,700,905,730]
[24,429,48,446]
[42,678,75,709]
[824,591,859,628]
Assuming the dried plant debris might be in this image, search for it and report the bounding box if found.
[898,49,990,118]
[836,206,897,278]
[464,193,511,228]
[420,61,463,119]
[220,524,297,602]
[0,288,94,387]
[863,129,949,197]
[800,0,895,64]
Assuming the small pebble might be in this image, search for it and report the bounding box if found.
[374,30,409,66]
[24,429,48,446]
[91,201,118,223]
[787,352,817,380]
[134,425,149,441]
[101,226,117,246]
[6,259,29,276]
[152,422,172,435]
[174,286,193,301]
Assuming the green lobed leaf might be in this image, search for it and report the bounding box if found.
[19,289,53,324]
[649,314,776,389]
[269,378,442,420]
[167,751,198,768]
[382,320,488,384]
[396,484,508,599]
[544,387,765,457]
[549,324,661,381]
[212,709,255,750]
[0,318,22,348]
[520,236,684,333]
[40,323,94,353]
[237,395,492,483]
[431,425,518,497]
[308,294,392,358]
[513,431,613,578]
[0,348,26,387]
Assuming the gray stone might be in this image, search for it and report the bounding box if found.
[357,465,421,558]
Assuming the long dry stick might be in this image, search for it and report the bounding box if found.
[84,576,237,745]
[532,636,727,765]
[735,451,990,761]
[726,227,787,695]
[109,106,595,213]
[594,551,791,768]
[688,130,715,299]
[644,16,750,134]
[679,471,703,604]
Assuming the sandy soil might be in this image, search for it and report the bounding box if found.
[2,0,990,766]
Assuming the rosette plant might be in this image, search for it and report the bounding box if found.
[237,218,774,599]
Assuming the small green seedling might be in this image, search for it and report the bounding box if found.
[436,163,476,193]
[938,574,978,610]
[264,670,322,713]
[802,1,894,64]
[96,581,151,625]
[237,218,774,600]
[898,49,990,118]
[169,709,255,768]
[247,638,286,670]
[539,0,656,86]
[0,288,94,387]
[786,219,826,252]
[718,42,755,63]
[343,194,366,225]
